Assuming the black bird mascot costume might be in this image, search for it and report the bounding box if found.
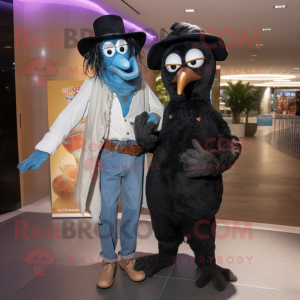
[134,22,242,292]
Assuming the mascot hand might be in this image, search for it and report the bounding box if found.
[147,113,159,125]
[17,150,49,174]
[181,139,218,177]
[134,111,159,152]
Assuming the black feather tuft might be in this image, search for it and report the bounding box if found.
[168,22,205,39]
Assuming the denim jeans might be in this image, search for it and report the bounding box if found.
[98,140,144,262]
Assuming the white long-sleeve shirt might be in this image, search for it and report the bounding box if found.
[108,84,163,140]
[36,78,164,155]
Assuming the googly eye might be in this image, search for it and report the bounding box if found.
[187,59,204,68]
[166,65,180,72]
[116,39,128,54]
[165,53,182,72]
[102,42,115,57]
[185,49,205,68]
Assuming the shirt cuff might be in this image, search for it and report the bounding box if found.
[156,112,164,131]
[35,132,62,156]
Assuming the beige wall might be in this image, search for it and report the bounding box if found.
[260,87,271,114]
[14,2,156,207]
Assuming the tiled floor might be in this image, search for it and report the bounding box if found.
[216,126,300,227]
[1,211,300,300]
[0,195,51,224]
[1,124,300,299]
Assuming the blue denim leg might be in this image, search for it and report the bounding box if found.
[118,152,144,259]
[98,148,123,263]
[98,141,144,262]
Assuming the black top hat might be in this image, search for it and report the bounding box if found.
[77,15,146,57]
[147,22,228,70]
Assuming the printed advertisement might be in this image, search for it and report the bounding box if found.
[47,80,91,218]
[274,90,297,115]
[257,115,272,126]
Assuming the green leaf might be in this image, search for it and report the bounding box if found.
[156,71,170,107]
[220,81,262,123]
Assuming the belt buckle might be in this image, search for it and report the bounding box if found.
[117,143,125,153]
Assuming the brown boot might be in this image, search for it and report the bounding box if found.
[119,258,146,282]
[96,262,117,288]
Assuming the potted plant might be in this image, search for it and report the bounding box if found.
[220,81,246,137]
[156,71,170,107]
[242,87,261,136]
[221,81,261,137]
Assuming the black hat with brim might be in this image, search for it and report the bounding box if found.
[148,31,228,70]
[77,14,146,57]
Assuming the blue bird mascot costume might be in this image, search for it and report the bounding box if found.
[18,15,164,289]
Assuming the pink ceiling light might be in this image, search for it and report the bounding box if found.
[18,0,156,41]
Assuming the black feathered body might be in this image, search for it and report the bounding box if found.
[147,99,223,221]
[134,22,240,289]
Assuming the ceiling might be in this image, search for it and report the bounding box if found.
[95,0,300,87]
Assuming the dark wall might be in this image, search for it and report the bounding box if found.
[0,0,21,214]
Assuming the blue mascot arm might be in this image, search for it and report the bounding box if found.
[147,113,159,125]
[17,150,49,174]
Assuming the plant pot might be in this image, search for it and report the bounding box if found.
[245,123,257,136]
[228,123,245,138]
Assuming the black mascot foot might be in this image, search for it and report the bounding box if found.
[134,254,174,277]
[196,264,237,292]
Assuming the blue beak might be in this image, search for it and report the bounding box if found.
[111,54,131,70]
[108,55,139,81]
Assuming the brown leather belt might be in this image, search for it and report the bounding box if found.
[102,140,144,156]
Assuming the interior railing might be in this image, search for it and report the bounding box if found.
[272,114,300,160]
